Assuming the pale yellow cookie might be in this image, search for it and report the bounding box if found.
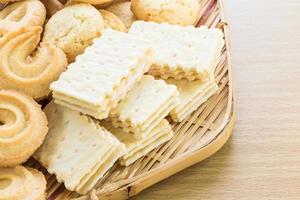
[0,0,46,33]
[107,1,137,30]
[99,9,126,32]
[43,3,104,62]
[131,0,201,26]
[0,166,46,200]
[0,90,48,167]
[0,27,68,100]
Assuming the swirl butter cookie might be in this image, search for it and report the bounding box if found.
[0,26,67,99]
[42,3,104,62]
[131,0,201,26]
[99,9,126,32]
[0,166,46,200]
[0,90,48,167]
[0,0,46,32]
[106,1,137,30]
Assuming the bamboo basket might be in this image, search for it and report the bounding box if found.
[23,0,236,199]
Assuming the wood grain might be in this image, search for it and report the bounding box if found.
[132,0,300,199]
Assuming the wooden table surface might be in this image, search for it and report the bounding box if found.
[133,0,300,199]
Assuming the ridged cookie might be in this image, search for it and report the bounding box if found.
[0,0,46,32]
[99,9,126,32]
[0,26,68,100]
[107,1,137,30]
[0,90,48,167]
[131,0,201,26]
[43,3,104,62]
[0,166,46,200]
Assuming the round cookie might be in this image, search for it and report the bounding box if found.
[0,26,68,100]
[99,9,126,32]
[131,0,201,26]
[0,166,46,199]
[0,0,46,32]
[107,1,137,30]
[0,90,48,167]
[42,3,104,62]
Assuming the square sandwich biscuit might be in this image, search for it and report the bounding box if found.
[129,21,224,81]
[166,78,219,122]
[50,29,153,120]
[110,75,178,139]
[34,101,126,195]
[102,119,174,166]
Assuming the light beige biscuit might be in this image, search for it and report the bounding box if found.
[107,1,137,30]
[42,3,104,62]
[0,26,68,100]
[0,166,46,200]
[102,119,174,166]
[129,21,225,81]
[34,101,126,195]
[99,9,126,32]
[110,75,178,138]
[0,0,46,33]
[166,78,219,122]
[51,29,153,120]
[131,0,200,26]
[0,90,48,167]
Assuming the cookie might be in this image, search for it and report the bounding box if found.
[107,1,137,30]
[0,26,68,100]
[129,21,224,81]
[131,0,201,26]
[102,119,174,166]
[51,29,153,120]
[99,9,126,32]
[0,90,48,167]
[35,101,126,194]
[0,0,46,33]
[166,78,219,122]
[0,166,46,200]
[110,75,178,139]
[42,3,104,62]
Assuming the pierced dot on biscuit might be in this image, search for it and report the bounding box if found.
[64,120,70,125]
[79,131,84,136]
[92,143,97,148]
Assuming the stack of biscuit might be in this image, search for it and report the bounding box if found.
[0,0,225,197]
[129,21,224,122]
